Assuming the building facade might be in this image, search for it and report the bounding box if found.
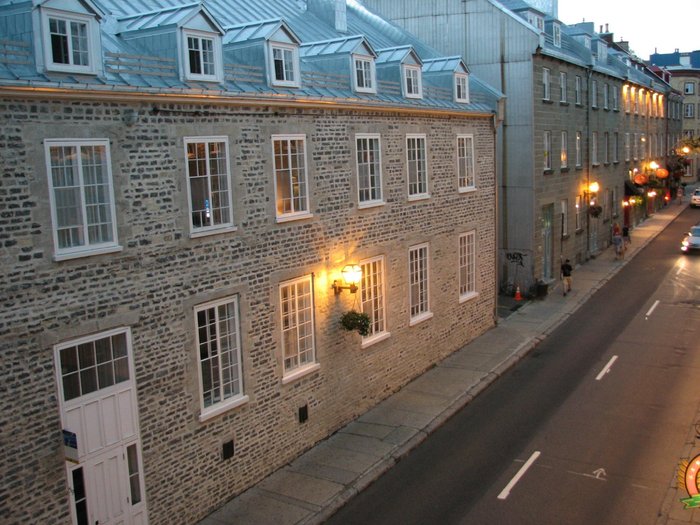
[0,1,501,523]
[362,0,681,292]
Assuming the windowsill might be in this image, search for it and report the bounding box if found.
[408,194,431,202]
[459,291,478,304]
[405,93,423,99]
[592,106,599,110]
[592,163,601,168]
[185,75,223,83]
[458,187,477,194]
[603,162,611,167]
[560,167,570,173]
[613,161,620,165]
[543,169,554,175]
[53,244,123,262]
[361,331,391,349]
[271,80,301,89]
[559,101,569,106]
[575,165,583,170]
[47,64,97,75]
[358,200,386,210]
[543,99,554,104]
[281,362,321,385]
[190,225,238,239]
[409,311,433,327]
[199,395,250,423]
[575,103,583,107]
[603,107,610,111]
[613,108,620,112]
[561,233,570,240]
[276,212,313,223]
[355,87,377,95]
[575,228,584,235]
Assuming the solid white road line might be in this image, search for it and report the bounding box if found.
[497,451,541,500]
[645,300,660,319]
[596,355,618,381]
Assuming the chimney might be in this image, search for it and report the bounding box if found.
[599,24,603,33]
[605,23,609,32]
[307,0,347,33]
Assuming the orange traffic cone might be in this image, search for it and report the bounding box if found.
[514,286,522,301]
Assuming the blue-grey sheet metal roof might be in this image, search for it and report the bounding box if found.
[300,35,375,58]
[375,45,420,65]
[115,2,224,34]
[496,0,544,14]
[222,18,298,45]
[422,56,467,74]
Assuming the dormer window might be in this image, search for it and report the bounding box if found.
[184,30,222,82]
[270,42,300,87]
[527,13,544,31]
[553,24,561,48]
[41,9,99,74]
[403,64,422,98]
[597,42,608,63]
[354,54,376,93]
[582,35,591,49]
[455,73,469,103]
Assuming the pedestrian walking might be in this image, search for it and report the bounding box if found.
[612,222,624,259]
[677,186,684,204]
[622,225,631,248]
[561,259,573,296]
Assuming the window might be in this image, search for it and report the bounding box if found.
[592,131,598,165]
[575,195,582,231]
[272,135,311,221]
[196,296,246,417]
[633,133,638,160]
[42,10,97,73]
[624,85,631,113]
[56,328,130,402]
[553,24,561,47]
[354,55,376,93]
[560,72,567,102]
[406,134,429,199]
[604,132,609,164]
[624,132,630,161]
[455,73,469,103]
[184,31,221,82]
[561,199,568,237]
[685,104,695,118]
[185,137,234,234]
[612,86,619,110]
[575,76,582,105]
[543,131,552,170]
[685,82,695,95]
[543,68,551,100]
[603,84,609,109]
[457,135,475,191]
[613,132,619,162]
[597,42,607,63]
[279,276,317,379]
[403,65,422,98]
[356,134,383,207]
[408,244,431,324]
[45,139,119,260]
[591,80,598,108]
[459,231,476,301]
[575,132,582,167]
[612,186,619,218]
[560,131,568,168]
[270,43,299,87]
[360,256,388,344]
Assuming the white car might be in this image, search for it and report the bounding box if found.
[691,189,700,208]
[681,225,700,253]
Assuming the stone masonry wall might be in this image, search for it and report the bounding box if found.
[0,97,496,524]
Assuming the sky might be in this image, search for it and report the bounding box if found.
[557,0,699,60]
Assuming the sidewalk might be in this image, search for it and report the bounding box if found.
[200,197,696,525]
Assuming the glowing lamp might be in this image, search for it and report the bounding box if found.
[332,265,362,295]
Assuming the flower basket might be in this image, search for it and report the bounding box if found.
[339,310,371,337]
[588,205,603,218]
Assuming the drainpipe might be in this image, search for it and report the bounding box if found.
[493,109,500,325]
[585,67,593,259]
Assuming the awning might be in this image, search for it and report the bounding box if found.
[624,179,645,196]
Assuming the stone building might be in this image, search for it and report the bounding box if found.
[361,0,681,292]
[0,0,501,523]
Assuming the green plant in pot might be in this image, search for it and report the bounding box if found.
[339,310,371,337]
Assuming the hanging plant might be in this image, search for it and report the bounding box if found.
[339,310,371,337]
[588,204,603,218]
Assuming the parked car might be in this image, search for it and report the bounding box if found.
[681,225,700,253]
[691,188,700,208]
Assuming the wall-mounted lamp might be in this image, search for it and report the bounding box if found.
[332,264,362,295]
[588,181,600,194]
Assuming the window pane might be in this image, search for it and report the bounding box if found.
[49,18,69,64]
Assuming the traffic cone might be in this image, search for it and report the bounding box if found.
[514,286,522,301]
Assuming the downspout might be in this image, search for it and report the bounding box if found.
[493,110,500,325]
[585,67,593,259]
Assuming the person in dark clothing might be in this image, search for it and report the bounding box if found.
[561,259,573,296]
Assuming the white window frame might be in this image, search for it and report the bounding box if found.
[457,134,475,192]
[591,80,598,108]
[633,133,638,160]
[575,76,582,105]
[353,54,376,93]
[403,64,423,99]
[612,86,619,110]
[41,8,99,74]
[45,139,120,261]
[184,136,235,237]
[603,84,609,109]
[560,131,568,168]
[355,133,384,208]
[685,103,695,118]
[406,134,429,199]
[592,131,599,165]
[269,42,300,88]
[613,132,619,163]
[183,30,223,83]
[553,24,561,47]
[408,243,432,325]
[685,82,695,95]
[575,131,582,167]
[195,296,248,421]
[459,231,477,302]
[575,195,582,231]
[561,199,568,237]
[559,72,567,102]
[455,73,469,103]
[279,275,319,382]
[543,131,552,170]
[272,134,312,222]
[624,132,631,161]
[543,67,551,101]
[360,255,390,348]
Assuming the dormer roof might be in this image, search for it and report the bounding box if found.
[117,2,224,36]
[300,35,376,59]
